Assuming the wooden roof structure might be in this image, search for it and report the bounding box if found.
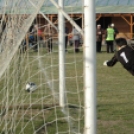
[0,0,134,38]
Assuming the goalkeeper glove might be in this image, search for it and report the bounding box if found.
[103,60,108,66]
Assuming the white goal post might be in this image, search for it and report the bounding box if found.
[57,0,97,133]
[83,0,96,134]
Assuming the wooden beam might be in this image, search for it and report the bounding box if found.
[96,13,133,17]
[120,14,134,39]
[96,14,101,21]
[121,15,131,25]
[130,14,133,39]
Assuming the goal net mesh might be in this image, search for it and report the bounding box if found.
[0,0,84,134]
[2,0,134,134]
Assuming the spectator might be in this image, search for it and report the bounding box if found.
[44,25,53,53]
[111,23,119,39]
[0,14,7,37]
[23,24,36,52]
[65,26,69,52]
[96,24,103,52]
[105,24,115,53]
[68,33,73,46]
[72,27,80,53]
[25,24,45,52]
[34,24,44,40]
[0,14,8,52]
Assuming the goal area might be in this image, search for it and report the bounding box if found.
[0,0,96,134]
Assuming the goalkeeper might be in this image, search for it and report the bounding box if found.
[103,37,134,76]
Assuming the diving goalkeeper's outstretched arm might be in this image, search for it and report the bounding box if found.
[103,55,118,67]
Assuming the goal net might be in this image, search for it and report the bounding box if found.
[3,0,134,134]
[0,0,85,134]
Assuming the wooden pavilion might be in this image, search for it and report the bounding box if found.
[38,0,134,39]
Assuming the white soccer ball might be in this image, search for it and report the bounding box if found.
[25,82,37,92]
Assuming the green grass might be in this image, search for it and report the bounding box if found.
[97,46,134,134]
[0,45,134,133]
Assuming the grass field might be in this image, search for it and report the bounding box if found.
[1,44,134,134]
[97,46,134,134]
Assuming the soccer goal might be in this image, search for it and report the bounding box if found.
[0,0,96,134]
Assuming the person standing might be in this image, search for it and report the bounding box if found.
[44,25,54,53]
[96,24,103,52]
[33,24,44,51]
[0,14,8,52]
[65,26,69,52]
[72,27,80,53]
[111,23,119,39]
[106,24,115,53]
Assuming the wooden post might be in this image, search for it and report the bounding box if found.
[130,14,133,39]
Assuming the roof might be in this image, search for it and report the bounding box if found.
[0,0,134,14]
[96,0,134,13]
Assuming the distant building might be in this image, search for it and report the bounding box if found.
[1,0,134,38]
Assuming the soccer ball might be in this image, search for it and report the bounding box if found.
[25,82,37,92]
